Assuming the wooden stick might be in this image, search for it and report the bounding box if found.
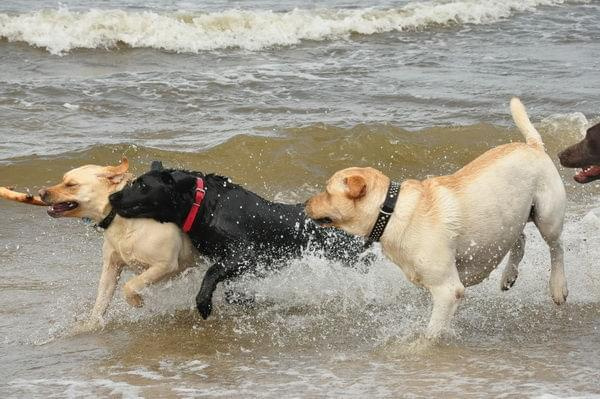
[0,187,46,206]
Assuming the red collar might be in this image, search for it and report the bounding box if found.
[182,178,206,233]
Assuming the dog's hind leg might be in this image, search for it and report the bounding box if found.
[500,233,525,291]
[532,170,568,304]
[547,239,567,305]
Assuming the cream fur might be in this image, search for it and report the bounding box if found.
[307,98,567,338]
[40,160,195,331]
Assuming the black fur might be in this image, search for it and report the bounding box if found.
[109,169,370,318]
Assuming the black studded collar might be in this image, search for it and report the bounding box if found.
[365,180,400,247]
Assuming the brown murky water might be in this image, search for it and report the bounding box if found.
[2,126,600,397]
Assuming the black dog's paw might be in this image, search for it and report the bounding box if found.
[196,299,213,319]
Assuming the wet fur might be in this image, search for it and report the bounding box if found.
[38,160,196,330]
[110,169,371,319]
[306,98,568,338]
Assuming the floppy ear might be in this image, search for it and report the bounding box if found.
[158,171,175,185]
[586,123,600,146]
[172,174,197,193]
[344,175,366,199]
[99,157,129,184]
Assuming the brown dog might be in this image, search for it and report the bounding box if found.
[306,98,567,338]
[35,159,195,330]
[558,122,600,183]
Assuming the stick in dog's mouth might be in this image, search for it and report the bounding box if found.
[574,166,600,184]
[0,187,46,206]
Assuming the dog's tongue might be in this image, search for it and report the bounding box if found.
[574,166,600,183]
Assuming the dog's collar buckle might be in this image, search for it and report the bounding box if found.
[365,180,400,247]
[183,178,206,233]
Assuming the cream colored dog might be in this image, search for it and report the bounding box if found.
[38,159,195,330]
[306,98,567,338]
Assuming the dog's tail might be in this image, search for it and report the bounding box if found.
[510,97,544,150]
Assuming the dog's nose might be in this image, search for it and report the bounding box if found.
[109,191,122,205]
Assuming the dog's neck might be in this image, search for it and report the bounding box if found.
[378,181,421,254]
[173,181,205,227]
[93,174,134,224]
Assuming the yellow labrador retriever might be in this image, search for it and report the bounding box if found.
[36,159,195,330]
[306,98,567,338]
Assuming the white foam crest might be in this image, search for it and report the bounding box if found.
[540,111,589,137]
[8,378,142,399]
[0,0,572,55]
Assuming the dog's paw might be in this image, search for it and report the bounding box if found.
[500,275,517,291]
[550,272,568,305]
[196,299,213,319]
[500,267,518,291]
[123,284,144,308]
[127,293,144,308]
[71,319,102,335]
[551,283,568,305]
[125,292,144,308]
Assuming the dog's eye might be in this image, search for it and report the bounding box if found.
[139,181,148,190]
[65,182,78,187]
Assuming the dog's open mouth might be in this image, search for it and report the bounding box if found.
[313,217,334,226]
[47,201,78,217]
[574,166,600,184]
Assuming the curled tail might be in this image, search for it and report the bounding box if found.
[510,97,544,150]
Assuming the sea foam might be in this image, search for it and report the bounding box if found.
[0,0,573,55]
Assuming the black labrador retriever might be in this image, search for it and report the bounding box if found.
[108,168,370,318]
[558,122,600,183]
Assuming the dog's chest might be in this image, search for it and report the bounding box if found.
[105,228,151,272]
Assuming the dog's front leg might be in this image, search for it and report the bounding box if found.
[196,261,238,319]
[424,264,465,339]
[122,262,177,308]
[86,246,122,329]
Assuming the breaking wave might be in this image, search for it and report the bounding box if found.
[0,0,576,55]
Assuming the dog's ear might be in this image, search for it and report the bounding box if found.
[172,171,196,193]
[151,161,164,171]
[176,178,196,193]
[99,157,129,184]
[586,123,600,146]
[158,171,175,185]
[344,175,366,199]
